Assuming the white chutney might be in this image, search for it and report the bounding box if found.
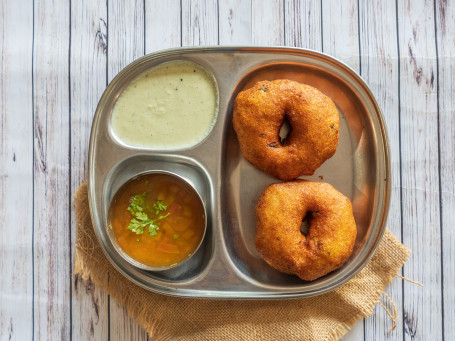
[111,60,218,149]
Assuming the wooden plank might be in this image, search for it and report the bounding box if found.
[341,323,364,341]
[0,0,34,339]
[145,0,181,53]
[321,1,364,340]
[284,0,322,50]
[32,0,71,339]
[218,0,252,45]
[107,0,145,78]
[435,0,455,339]
[181,0,219,46]
[396,0,442,339]
[70,0,109,339]
[358,1,403,339]
[251,0,284,45]
[107,0,147,339]
[321,0,360,70]
[110,300,149,340]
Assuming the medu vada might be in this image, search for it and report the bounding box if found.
[233,79,339,180]
[255,180,357,281]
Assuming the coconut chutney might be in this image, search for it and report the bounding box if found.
[111,60,218,149]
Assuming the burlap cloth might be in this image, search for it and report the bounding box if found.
[74,182,410,340]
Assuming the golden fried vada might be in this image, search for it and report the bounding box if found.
[233,80,339,180]
[255,180,356,281]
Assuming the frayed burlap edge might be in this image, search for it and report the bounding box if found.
[74,183,410,341]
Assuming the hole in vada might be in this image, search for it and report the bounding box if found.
[279,115,292,145]
[299,211,313,236]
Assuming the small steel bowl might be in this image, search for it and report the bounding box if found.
[105,170,207,271]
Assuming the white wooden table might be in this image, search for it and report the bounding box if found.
[1,0,453,340]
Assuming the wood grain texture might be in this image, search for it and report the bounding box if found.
[32,0,71,339]
[0,1,453,339]
[107,0,145,78]
[107,0,147,339]
[110,300,148,341]
[321,0,360,70]
[435,0,455,339]
[0,0,34,340]
[219,0,252,44]
[284,0,322,50]
[251,0,284,45]
[396,0,442,339]
[320,2,364,340]
[358,1,403,339]
[181,0,219,46]
[70,0,109,339]
[145,0,181,53]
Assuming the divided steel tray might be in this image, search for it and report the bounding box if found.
[88,46,390,298]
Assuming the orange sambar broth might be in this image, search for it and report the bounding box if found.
[108,173,205,268]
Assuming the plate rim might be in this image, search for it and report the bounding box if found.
[87,46,391,299]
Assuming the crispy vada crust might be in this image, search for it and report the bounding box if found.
[255,181,357,281]
[233,80,339,180]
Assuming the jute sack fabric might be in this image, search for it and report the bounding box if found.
[74,183,410,340]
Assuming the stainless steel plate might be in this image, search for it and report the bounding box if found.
[88,47,390,298]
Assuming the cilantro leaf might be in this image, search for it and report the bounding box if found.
[128,192,146,215]
[154,200,167,215]
[126,195,172,238]
[148,222,160,237]
[128,218,145,234]
[135,211,149,222]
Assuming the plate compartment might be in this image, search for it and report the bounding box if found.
[88,47,390,298]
